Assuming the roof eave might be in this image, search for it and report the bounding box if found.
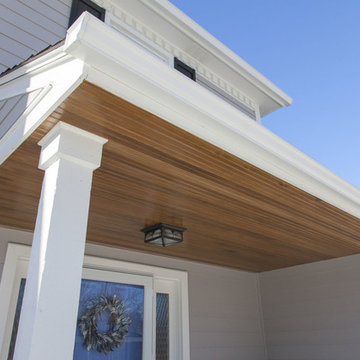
[0,12,359,221]
[140,0,293,114]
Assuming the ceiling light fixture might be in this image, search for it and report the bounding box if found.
[141,222,186,247]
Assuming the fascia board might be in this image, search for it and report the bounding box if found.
[65,13,360,219]
[140,0,293,110]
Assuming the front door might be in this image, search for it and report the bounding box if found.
[7,268,153,360]
[0,245,189,360]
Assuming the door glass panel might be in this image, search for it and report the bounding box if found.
[7,278,26,360]
[156,293,169,360]
[8,278,145,360]
[73,278,144,359]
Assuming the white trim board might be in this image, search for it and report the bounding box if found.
[0,13,360,220]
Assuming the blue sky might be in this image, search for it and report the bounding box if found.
[170,0,360,189]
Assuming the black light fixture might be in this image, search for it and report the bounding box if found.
[141,223,186,247]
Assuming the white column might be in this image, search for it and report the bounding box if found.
[13,122,107,360]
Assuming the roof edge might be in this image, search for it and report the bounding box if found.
[0,13,359,222]
[141,0,293,108]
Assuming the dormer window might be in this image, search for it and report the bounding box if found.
[174,58,196,81]
[69,0,106,27]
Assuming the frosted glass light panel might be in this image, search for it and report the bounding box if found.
[73,279,144,360]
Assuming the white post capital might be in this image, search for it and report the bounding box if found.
[38,121,107,170]
[13,122,107,360]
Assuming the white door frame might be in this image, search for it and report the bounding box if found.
[0,243,190,360]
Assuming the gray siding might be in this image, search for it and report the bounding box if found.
[5,228,360,360]
[0,0,71,71]
[260,255,360,360]
[0,227,267,360]
[0,88,42,139]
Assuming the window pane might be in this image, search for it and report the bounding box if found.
[73,278,144,360]
[7,278,26,360]
[156,293,169,360]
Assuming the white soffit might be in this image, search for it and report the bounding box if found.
[0,13,359,221]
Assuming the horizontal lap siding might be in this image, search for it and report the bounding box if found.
[260,255,360,360]
[0,0,71,71]
[0,227,268,360]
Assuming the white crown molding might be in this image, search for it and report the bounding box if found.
[105,2,257,111]
[139,0,292,109]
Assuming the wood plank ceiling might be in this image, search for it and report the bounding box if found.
[1,81,360,272]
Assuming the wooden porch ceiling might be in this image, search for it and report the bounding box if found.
[1,82,360,272]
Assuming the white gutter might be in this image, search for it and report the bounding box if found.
[1,12,359,220]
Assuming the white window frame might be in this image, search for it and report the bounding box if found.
[0,243,190,360]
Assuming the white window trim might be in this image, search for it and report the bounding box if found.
[0,243,190,360]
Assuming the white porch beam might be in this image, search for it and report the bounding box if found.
[13,122,107,360]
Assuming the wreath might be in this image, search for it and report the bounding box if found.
[79,295,132,354]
